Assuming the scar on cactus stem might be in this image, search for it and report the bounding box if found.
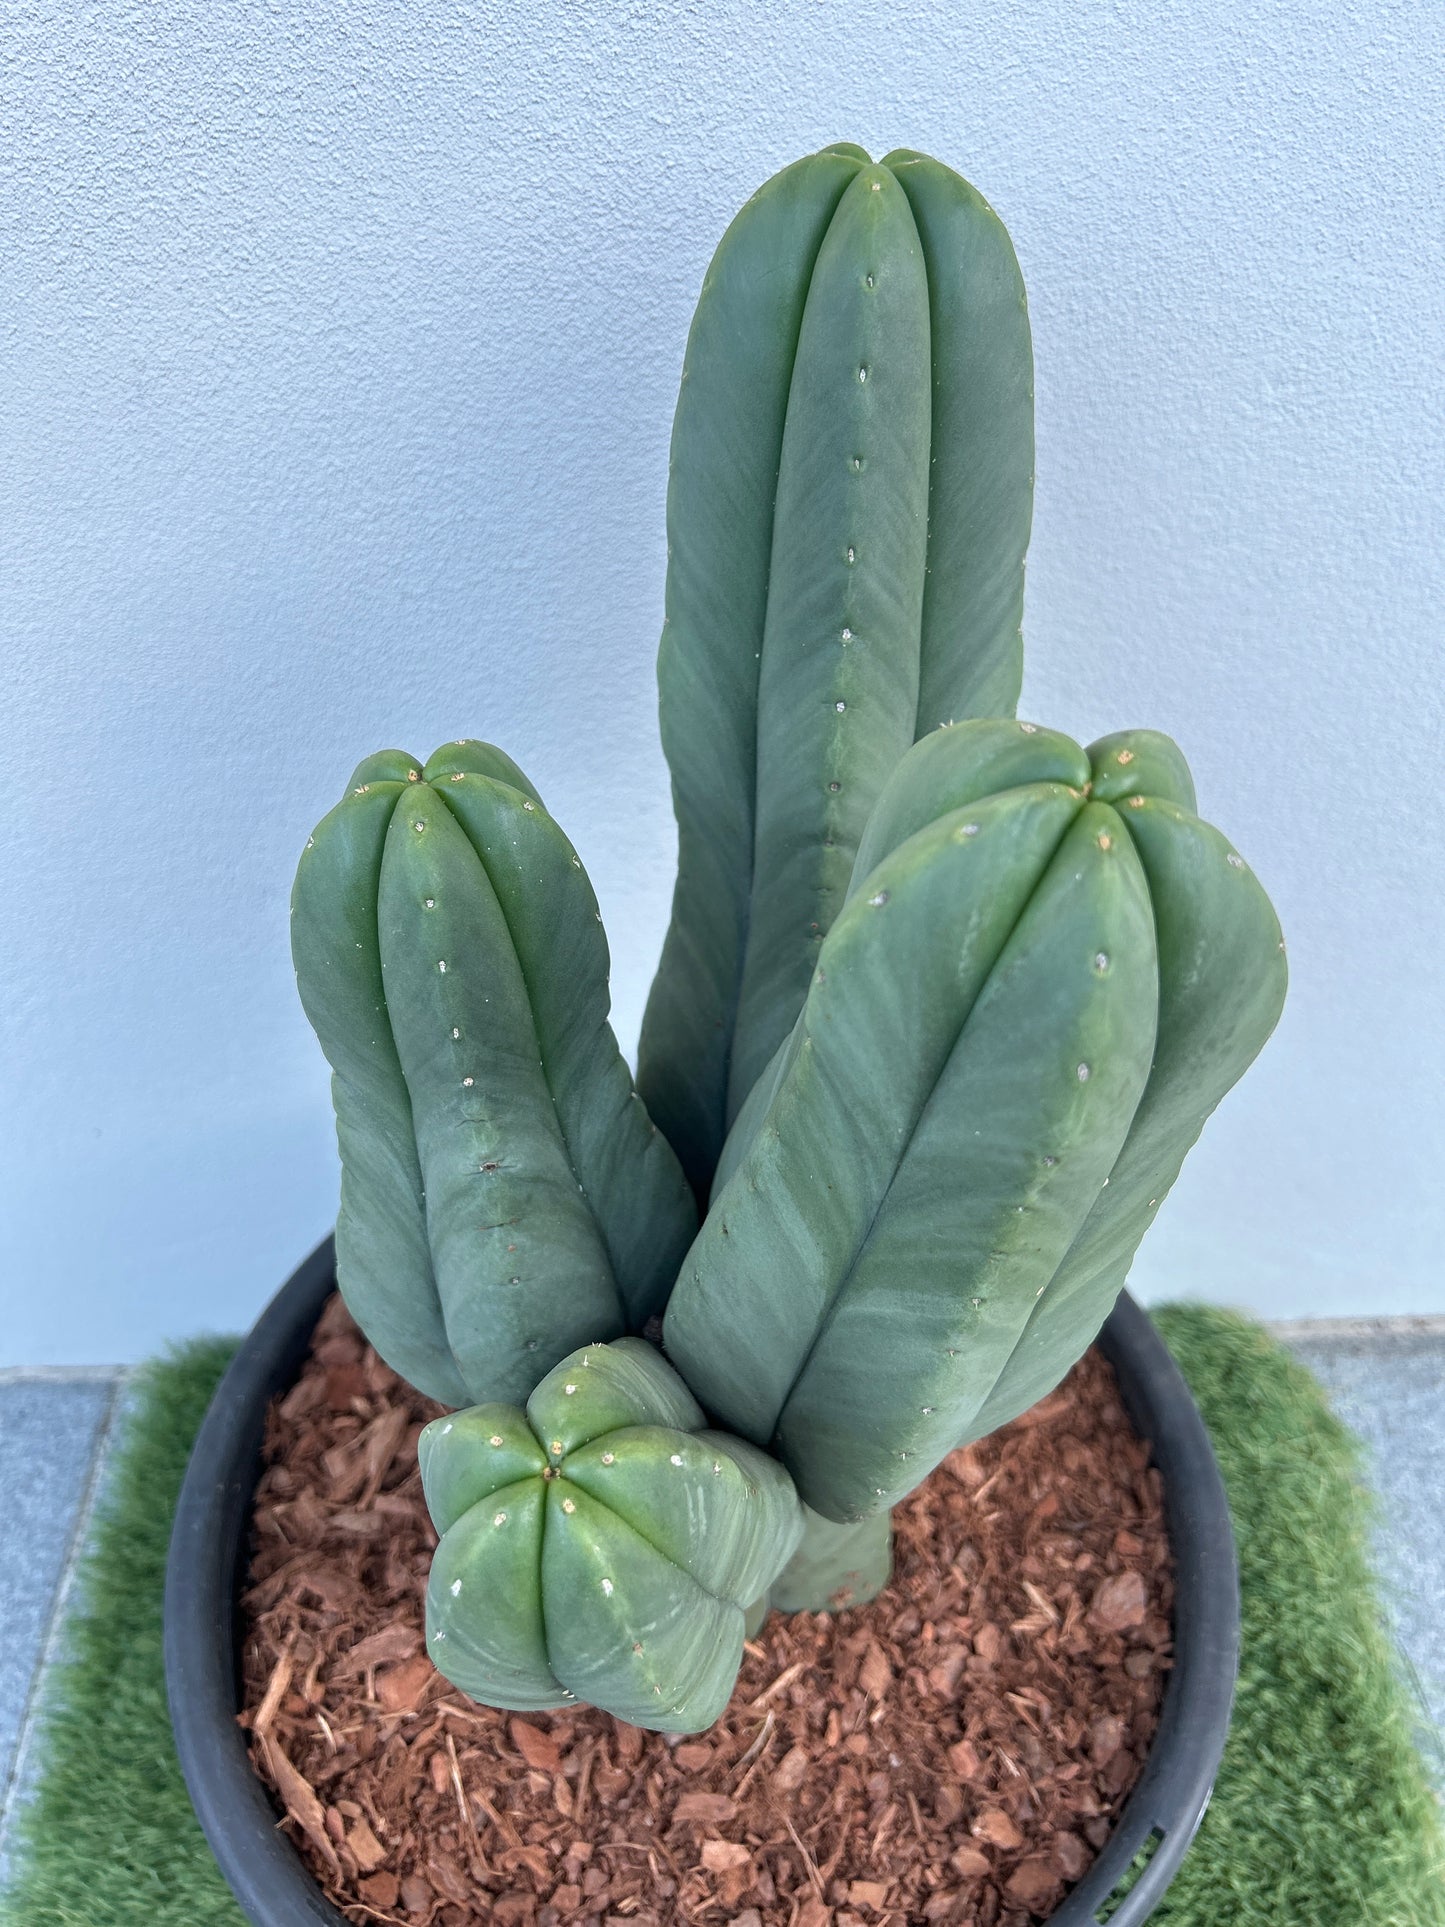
[419,1339,803,1734]
[291,741,696,1410]
[664,717,1286,1537]
[638,144,1035,1201]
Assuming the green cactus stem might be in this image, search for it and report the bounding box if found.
[292,743,696,1408]
[664,719,1287,1542]
[768,1506,893,1615]
[421,1339,803,1733]
[639,144,1035,1199]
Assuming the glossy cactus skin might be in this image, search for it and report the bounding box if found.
[639,143,1035,1197]
[664,719,1287,1524]
[291,744,696,1409]
[421,1339,803,1733]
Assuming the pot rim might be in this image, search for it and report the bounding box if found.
[164,1238,1238,1927]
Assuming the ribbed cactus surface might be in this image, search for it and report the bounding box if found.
[291,743,696,1408]
[421,1339,803,1732]
[639,144,1035,1198]
[664,720,1287,1523]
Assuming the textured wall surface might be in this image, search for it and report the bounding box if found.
[4,0,1442,1361]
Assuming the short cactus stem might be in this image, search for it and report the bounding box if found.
[420,1339,804,1732]
[291,742,696,1408]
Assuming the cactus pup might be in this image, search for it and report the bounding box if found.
[421,1340,802,1732]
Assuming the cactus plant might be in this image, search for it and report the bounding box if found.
[291,741,696,1408]
[420,1339,802,1732]
[663,718,1287,1528]
[638,143,1035,1198]
[288,146,1286,1733]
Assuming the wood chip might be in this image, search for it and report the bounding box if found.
[249,1640,295,1737]
[700,1839,750,1873]
[346,1816,387,1872]
[1005,1853,1063,1908]
[1089,1568,1148,1631]
[858,1643,892,1697]
[848,1877,891,1908]
[358,1868,399,1909]
[673,1790,737,1824]
[374,1653,435,1715]
[972,1808,1025,1850]
[1091,1712,1127,1762]
[507,1717,563,1772]
[332,1623,421,1676]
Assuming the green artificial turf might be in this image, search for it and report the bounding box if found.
[1149,1307,1445,1927]
[0,1340,247,1927]
[1,1310,1441,1926]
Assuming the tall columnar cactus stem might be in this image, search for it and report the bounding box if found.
[664,720,1286,1533]
[639,144,1035,1197]
[421,1340,803,1733]
[292,744,696,1408]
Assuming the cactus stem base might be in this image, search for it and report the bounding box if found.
[767,1504,893,1615]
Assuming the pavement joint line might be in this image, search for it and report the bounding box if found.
[0,1366,127,1386]
[0,1370,130,1857]
[1267,1315,1445,1344]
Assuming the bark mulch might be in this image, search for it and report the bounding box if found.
[238,1296,1172,1927]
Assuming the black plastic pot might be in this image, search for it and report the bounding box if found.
[165,1238,1238,1927]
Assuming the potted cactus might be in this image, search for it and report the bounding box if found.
[166,145,1284,1927]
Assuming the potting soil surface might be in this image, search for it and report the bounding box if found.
[238,1295,1173,1925]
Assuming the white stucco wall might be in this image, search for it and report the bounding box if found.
[4,1,1442,1362]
